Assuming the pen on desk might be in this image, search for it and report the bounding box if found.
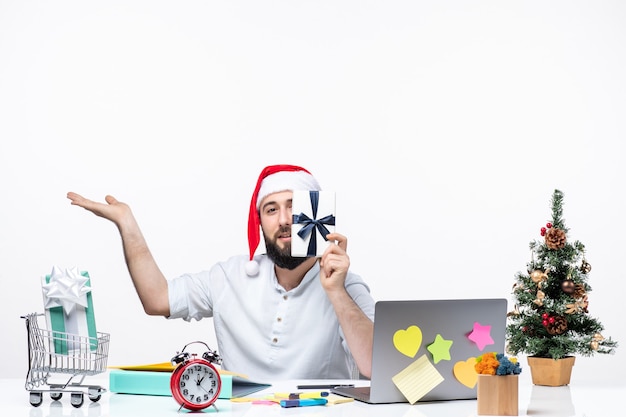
[296,383,355,389]
[289,391,329,399]
[280,398,328,408]
[275,391,329,399]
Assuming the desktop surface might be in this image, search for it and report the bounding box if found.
[0,371,622,416]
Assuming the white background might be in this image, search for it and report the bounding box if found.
[1,1,624,383]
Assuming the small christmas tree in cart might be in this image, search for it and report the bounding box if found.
[506,189,617,386]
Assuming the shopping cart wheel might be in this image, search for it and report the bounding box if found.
[88,386,102,402]
[70,392,84,408]
[29,391,43,407]
[50,392,63,401]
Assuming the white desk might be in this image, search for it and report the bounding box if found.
[0,371,622,416]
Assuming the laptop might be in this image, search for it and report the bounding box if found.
[332,298,507,404]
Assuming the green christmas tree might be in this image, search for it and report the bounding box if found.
[506,189,617,359]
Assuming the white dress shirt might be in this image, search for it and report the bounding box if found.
[167,254,375,381]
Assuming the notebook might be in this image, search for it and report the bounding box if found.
[332,298,507,404]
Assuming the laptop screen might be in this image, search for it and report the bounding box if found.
[337,298,507,404]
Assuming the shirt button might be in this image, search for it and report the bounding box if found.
[277,317,282,322]
[272,338,278,344]
[283,295,288,300]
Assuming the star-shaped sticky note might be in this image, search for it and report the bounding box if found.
[467,322,494,351]
[426,334,453,364]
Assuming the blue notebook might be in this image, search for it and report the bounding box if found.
[109,369,271,399]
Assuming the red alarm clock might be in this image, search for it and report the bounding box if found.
[170,341,222,411]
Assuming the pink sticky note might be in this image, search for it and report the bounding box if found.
[252,400,279,405]
[467,322,494,351]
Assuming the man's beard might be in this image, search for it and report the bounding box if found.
[264,227,309,270]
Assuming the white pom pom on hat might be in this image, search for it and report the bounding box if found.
[246,164,321,276]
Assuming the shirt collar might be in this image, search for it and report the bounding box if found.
[271,260,320,294]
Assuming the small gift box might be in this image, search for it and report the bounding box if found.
[475,352,522,416]
[41,266,98,354]
[291,190,336,257]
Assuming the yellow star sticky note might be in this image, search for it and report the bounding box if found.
[426,334,453,364]
[391,354,444,404]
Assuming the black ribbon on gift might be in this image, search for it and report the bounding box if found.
[292,191,336,257]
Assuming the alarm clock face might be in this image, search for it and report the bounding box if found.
[171,360,221,410]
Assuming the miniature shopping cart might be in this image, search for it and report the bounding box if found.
[21,313,110,408]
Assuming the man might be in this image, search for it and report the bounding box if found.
[67,164,375,381]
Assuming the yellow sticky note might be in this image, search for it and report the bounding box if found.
[108,362,175,372]
[391,354,444,404]
[393,325,423,358]
[453,357,478,388]
[325,394,355,405]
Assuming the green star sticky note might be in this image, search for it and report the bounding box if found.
[427,334,453,364]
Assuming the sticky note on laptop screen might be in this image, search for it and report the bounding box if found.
[291,190,336,257]
[391,354,444,404]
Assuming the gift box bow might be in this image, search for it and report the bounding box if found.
[292,191,336,256]
[42,266,91,315]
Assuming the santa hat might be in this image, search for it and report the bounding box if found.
[245,164,321,276]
